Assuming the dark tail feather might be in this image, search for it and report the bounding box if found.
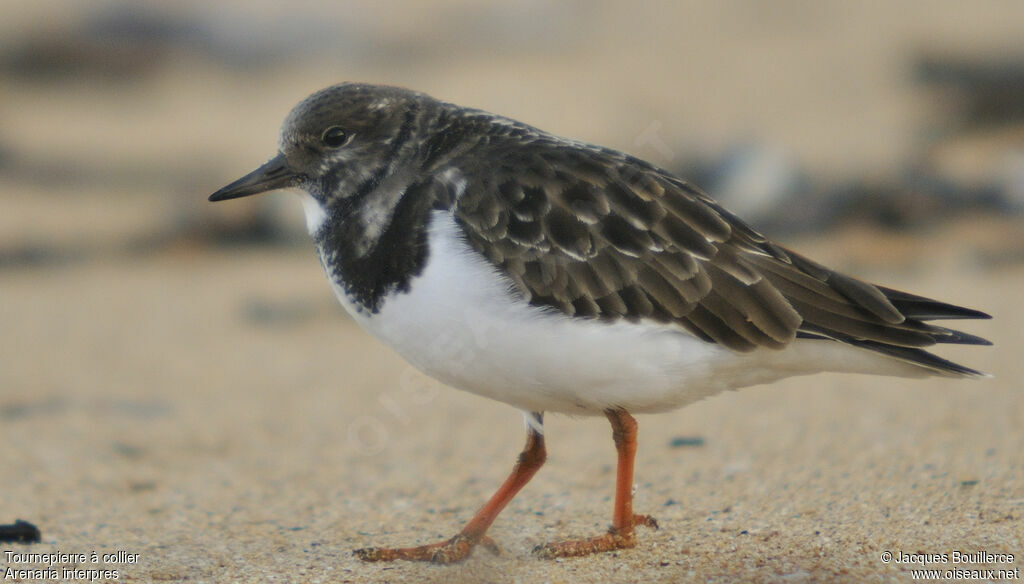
[876,286,992,321]
[793,285,992,376]
[744,246,991,377]
[847,339,990,378]
[928,326,992,346]
[796,328,991,377]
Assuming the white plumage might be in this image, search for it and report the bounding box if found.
[314,208,926,415]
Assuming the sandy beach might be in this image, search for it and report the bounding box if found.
[1,2,1022,582]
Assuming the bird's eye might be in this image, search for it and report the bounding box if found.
[321,126,350,148]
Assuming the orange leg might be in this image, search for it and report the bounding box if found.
[533,409,657,559]
[355,413,547,564]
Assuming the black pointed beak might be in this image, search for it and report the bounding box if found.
[209,154,298,202]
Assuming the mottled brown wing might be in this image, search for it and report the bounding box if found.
[450,144,800,352]
[451,142,989,362]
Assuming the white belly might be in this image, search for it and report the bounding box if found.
[319,211,924,415]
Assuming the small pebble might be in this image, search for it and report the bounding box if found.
[669,436,705,448]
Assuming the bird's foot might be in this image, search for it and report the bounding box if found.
[532,514,658,559]
[354,534,500,564]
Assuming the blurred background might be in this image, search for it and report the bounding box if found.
[3,0,1023,255]
[1,2,1020,582]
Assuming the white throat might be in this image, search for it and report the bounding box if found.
[300,193,328,235]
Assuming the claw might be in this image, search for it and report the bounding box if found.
[479,536,502,556]
[533,514,658,559]
[354,533,500,564]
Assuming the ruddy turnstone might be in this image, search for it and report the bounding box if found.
[209,83,991,564]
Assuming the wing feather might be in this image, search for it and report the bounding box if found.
[446,135,989,373]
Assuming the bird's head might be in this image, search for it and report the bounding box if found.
[209,83,429,211]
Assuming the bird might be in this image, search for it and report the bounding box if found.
[209,83,991,564]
